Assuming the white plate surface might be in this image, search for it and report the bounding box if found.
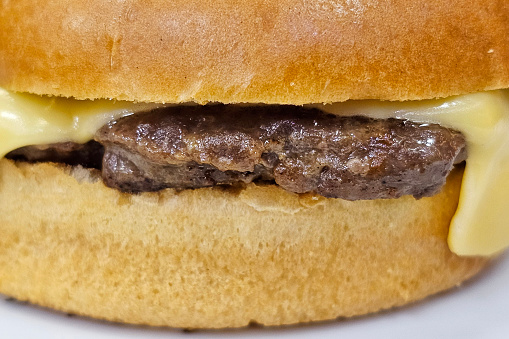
[1,253,508,339]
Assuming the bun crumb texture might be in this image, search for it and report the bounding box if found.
[0,160,488,328]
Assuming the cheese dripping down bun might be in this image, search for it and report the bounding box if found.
[0,0,508,329]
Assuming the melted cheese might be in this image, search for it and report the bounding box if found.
[1,88,508,256]
[0,88,165,157]
[315,90,509,256]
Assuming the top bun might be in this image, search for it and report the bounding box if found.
[1,0,508,104]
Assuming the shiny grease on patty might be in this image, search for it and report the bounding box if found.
[7,105,466,200]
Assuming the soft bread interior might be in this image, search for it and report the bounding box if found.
[0,159,488,328]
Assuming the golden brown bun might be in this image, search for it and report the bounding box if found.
[0,159,488,328]
[0,1,499,328]
[1,0,508,104]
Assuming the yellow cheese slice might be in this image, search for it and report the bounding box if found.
[316,90,509,256]
[0,88,165,157]
[1,88,508,256]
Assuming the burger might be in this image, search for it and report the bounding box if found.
[0,0,508,329]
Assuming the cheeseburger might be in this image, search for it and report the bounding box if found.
[0,0,508,329]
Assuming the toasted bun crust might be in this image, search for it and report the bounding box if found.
[0,159,488,328]
[1,0,508,104]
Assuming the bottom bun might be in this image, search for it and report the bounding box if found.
[0,159,489,328]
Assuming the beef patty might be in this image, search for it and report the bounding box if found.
[7,105,466,200]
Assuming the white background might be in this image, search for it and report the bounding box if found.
[1,253,508,339]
